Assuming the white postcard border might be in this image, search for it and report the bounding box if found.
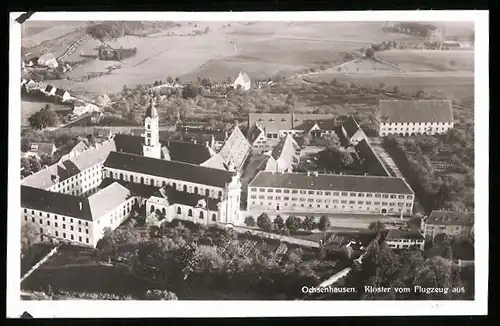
[8,10,489,317]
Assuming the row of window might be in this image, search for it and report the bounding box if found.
[23,210,89,226]
[150,204,218,221]
[108,171,223,198]
[250,201,412,211]
[382,122,451,126]
[25,216,91,233]
[42,229,90,244]
[251,188,412,199]
[250,196,411,206]
[383,127,449,132]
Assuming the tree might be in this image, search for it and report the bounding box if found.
[318,215,330,231]
[21,223,38,254]
[28,106,60,130]
[393,85,400,95]
[416,90,425,99]
[273,215,285,230]
[285,92,297,109]
[145,289,178,300]
[257,213,272,231]
[302,216,315,231]
[324,133,341,150]
[244,216,255,227]
[182,84,199,99]
[378,82,387,90]
[285,215,301,233]
[167,76,174,84]
[340,151,354,167]
[175,77,181,84]
[200,78,212,87]
[368,221,386,233]
[205,26,210,33]
[365,47,376,59]
[413,256,463,299]
[302,134,311,146]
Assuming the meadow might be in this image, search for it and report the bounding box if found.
[31,21,427,95]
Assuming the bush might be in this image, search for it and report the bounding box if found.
[257,213,272,231]
[318,215,330,231]
[244,216,255,227]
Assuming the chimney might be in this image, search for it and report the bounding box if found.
[79,202,83,210]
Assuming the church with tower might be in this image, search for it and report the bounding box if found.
[21,94,245,248]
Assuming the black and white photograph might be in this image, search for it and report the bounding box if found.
[7,11,488,317]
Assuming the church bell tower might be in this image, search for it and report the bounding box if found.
[143,94,161,159]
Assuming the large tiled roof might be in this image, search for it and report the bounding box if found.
[200,153,228,170]
[249,171,414,194]
[379,100,454,124]
[87,182,131,218]
[341,116,361,139]
[152,185,221,211]
[249,113,293,132]
[218,126,251,170]
[54,88,68,97]
[248,125,264,144]
[354,139,390,177]
[100,178,158,198]
[248,113,335,132]
[21,186,93,221]
[426,210,474,226]
[167,140,212,165]
[113,134,212,165]
[103,151,234,188]
[386,229,424,241]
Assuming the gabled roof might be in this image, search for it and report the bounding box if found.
[248,124,265,144]
[87,182,131,219]
[234,72,251,84]
[44,85,55,93]
[248,113,293,132]
[379,100,454,124]
[218,126,251,170]
[249,171,414,194]
[29,142,55,156]
[271,135,300,168]
[426,210,474,226]
[386,229,424,241]
[55,88,69,97]
[291,114,334,127]
[354,139,390,177]
[200,153,228,170]
[100,178,158,198]
[21,185,93,221]
[167,140,212,165]
[103,151,234,188]
[341,116,362,139]
[113,134,212,165]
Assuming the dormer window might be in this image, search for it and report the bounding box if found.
[281,118,286,122]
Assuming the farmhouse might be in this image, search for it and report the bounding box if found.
[422,210,474,241]
[37,53,59,69]
[247,171,414,216]
[54,88,71,102]
[385,229,425,250]
[43,85,57,96]
[248,113,335,139]
[232,71,251,91]
[378,100,454,136]
[341,116,367,146]
[27,142,57,158]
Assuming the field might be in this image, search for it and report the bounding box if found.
[376,49,474,72]
[27,21,428,95]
